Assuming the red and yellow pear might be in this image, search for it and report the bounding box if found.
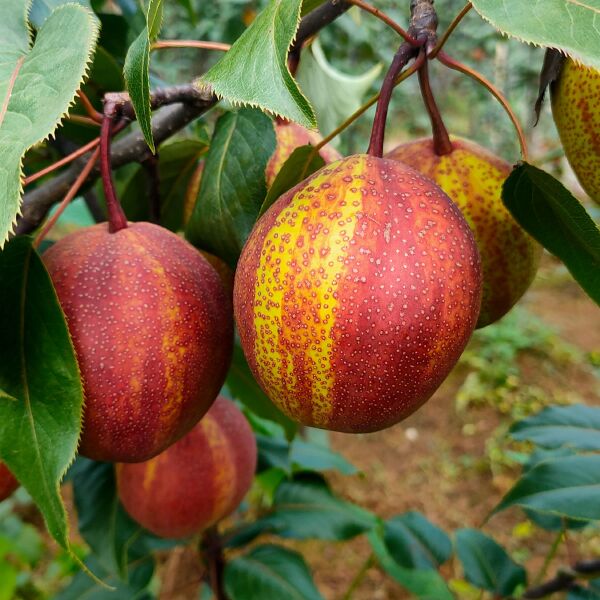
[265,120,342,187]
[117,396,257,538]
[0,463,18,502]
[551,58,600,205]
[386,137,542,327]
[43,222,233,463]
[234,154,482,433]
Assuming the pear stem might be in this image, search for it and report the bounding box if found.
[346,0,419,45]
[428,2,472,59]
[436,51,529,160]
[314,54,423,153]
[100,104,128,233]
[367,43,423,157]
[418,58,453,156]
[202,526,228,600]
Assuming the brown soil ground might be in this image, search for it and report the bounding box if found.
[289,257,600,599]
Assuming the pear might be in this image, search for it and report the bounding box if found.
[117,396,256,538]
[386,137,542,327]
[43,222,233,462]
[551,58,600,205]
[234,154,482,433]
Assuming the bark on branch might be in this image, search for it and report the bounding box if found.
[521,559,600,599]
[17,0,352,235]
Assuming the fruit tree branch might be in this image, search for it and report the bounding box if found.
[201,527,228,600]
[521,559,600,599]
[16,0,352,235]
[367,0,437,157]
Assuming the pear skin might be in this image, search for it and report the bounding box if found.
[551,58,600,206]
[386,137,541,327]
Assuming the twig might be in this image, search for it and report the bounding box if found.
[429,2,472,58]
[67,114,102,127]
[436,51,529,160]
[521,559,600,599]
[533,529,563,585]
[32,148,100,248]
[341,553,375,600]
[24,138,101,186]
[16,1,353,235]
[367,0,438,157]
[202,527,228,600]
[76,90,103,123]
[346,0,419,45]
[152,40,231,52]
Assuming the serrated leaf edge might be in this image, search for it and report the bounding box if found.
[195,0,317,129]
[0,3,99,248]
[470,4,598,69]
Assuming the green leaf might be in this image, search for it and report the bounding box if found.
[300,0,327,16]
[185,108,276,267]
[29,0,94,28]
[123,32,153,153]
[296,39,382,135]
[470,0,600,70]
[455,529,527,596]
[123,0,164,154]
[259,145,325,218]
[226,342,297,439]
[261,474,375,541]
[55,555,154,600]
[146,0,163,42]
[0,2,98,246]
[0,237,84,550]
[257,435,356,475]
[384,512,452,570]
[502,163,600,306]
[568,585,600,600]
[0,562,17,600]
[369,528,453,600]
[522,449,589,532]
[199,0,316,128]
[290,438,356,475]
[493,455,600,521]
[569,580,600,600]
[510,405,600,451]
[224,544,324,600]
[71,459,171,577]
[226,474,374,545]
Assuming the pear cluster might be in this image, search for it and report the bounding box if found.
[3,118,542,538]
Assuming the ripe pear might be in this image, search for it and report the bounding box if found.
[43,222,233,463]
[551,58,600,205]
[386,137,542,328]
[234,154,482,433]
[117,396,257,538]
[266,120,342,187]
[0,463,18,502]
